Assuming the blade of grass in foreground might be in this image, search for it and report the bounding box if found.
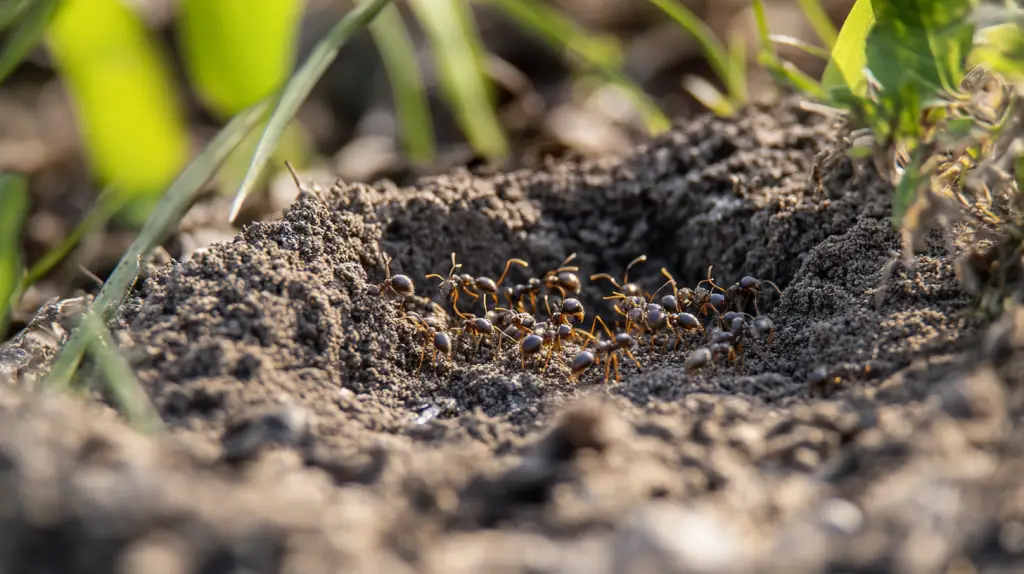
[0,0,59,84]
[0,0,31,30]
[45,101,268,392]
[0,173,29,332]
[82,310,163,434]
[485,0,669,133]
[364,1,435,164]
[228,0,393,222]
[409,0,509,162]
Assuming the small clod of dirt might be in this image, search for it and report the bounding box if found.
[3,97,1024,573]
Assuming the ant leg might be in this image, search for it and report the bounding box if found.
[473,334,483,358]
[623,348,643,371]
[594,315,615,339]
[613,354,621,383]
[417,344,427,376]
[542,343,556,373]
[604,355,612,384]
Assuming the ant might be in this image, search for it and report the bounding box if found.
[658,268,694,313]
[692,265,727,318]
[374,252,415,311]
[684,347,713,374]
[405,313,455,376]
[591,254,648,304]
[426,252,473,315]
[510,253,582,313]
[544,297,586,327]
[606,278,675,351]
[666,311,703,351]
[737,276,783,315]
[569,316,643,384]
[452,306,518,358]
[466,257,530,313]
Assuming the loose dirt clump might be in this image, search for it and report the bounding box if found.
[3,97,1024,573]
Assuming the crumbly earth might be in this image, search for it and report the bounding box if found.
[3,97,1024,573]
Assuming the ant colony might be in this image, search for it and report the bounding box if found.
[373,250,781,384]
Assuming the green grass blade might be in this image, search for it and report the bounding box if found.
[364,1,435,164]
[0,0,59,84]
[683,75,736,117]
[751,0,777,63]
[19,186,127,291]
[81,311,163,434]
[46,101,268,391]
[649,0,734,99]
[822,0,874,93]
[409,0,509,162]
[727,28,748,104]
[797,0,839,49]
[774,59,825,97]
[0,173,29,331]
[486,0,669,133]
[228,0,393,222]
[0,0,31,31]
[769,34,832,59]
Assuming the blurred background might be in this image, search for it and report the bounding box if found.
[0,0,854,338]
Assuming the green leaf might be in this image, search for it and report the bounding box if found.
[0,173,29,331]
[179,0,303,118]
[891,146,931,227]
[0,0,59,84]
[769,34,832,59]
[46,101,268,391]
[229,0,393,222]
[365,1,435,164]
[0,0,31,31]
[683,75,736,117]
[822,0,874,94]
[751,0,776,62]
[408,0,508,163]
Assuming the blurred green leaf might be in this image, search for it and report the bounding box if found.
[81,311,163,434]
[46,0,190,211]
[822,0,874,94]
[0,0,32,31]
[486,0,668,133]
[891,146,931,226]
[970,20,1024,82]
[229,0,393,222]
[0,173,28,331]
[364,1,435,164]
[797,0,839,49]
[0,0,59,85]
[751,0,775,61]
[769,34,832,59]
[47,100,269,391]
[650,0,739,101]
[179,0,303,118]
[727,28,748,104]
[683,75,736,117]
[409,0,508,162]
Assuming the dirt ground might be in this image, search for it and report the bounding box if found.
[4,96,1024,573]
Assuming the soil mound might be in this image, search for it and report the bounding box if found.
[3,98,1022,573]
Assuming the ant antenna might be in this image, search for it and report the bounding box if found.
[623,255,647,285]
[698,265,727,292]
[590,273,621,289]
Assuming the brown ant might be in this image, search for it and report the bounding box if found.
[667,311,703,351]
[507,253,579,313]
[606,278,675,351]
[658,268,694,313]
[426,252,470,315]
[568,316,643,384]
[405,313,455,376]
[452,305,519,359]
[543,296,586,327]
[737,276,783,315]
[684,347,713,374]
[692,265,728,318]
[374,252,415,311]
[467,257,529,312]
[591,254,648,303]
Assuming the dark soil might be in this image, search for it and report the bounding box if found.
[3,97,1024,573]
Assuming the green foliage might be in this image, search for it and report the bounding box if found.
[179,0,303,119]
[821,0,874,95]
[797,0,839,49]
[649,0,748,115]
[0,173,28,331]
[46,0,191,223]
[751,0,824,98]
[408,0,509,161]
[229,0,393,222]
[0,0,59,84]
